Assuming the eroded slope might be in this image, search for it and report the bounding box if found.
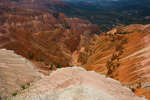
[9,67,146,100]
[77,24,150,99]
[0,49,43,97]
[0,6,100,67]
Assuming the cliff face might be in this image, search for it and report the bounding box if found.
[0,6,101,67]
[77,24,150,99]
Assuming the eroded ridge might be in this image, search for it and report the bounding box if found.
[10,67,146,100]
[0,49,43,97]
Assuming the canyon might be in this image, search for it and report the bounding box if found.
[0,5,100,68]
[77,24,150,99]
[0,49,146,100]
[0,1,150,100]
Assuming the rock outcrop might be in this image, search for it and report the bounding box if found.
[0,49,43,98]
[77,24,150,99]
[8,67,146,100]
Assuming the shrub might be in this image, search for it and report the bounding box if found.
[12,93,17,96]
[40,59,43,62]
[27,83,30,86]
[50,65,53,70]
[28,52,33,60]
[56,63,61,68]
[21,85,25,89]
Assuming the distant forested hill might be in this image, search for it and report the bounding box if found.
[61,0,150,31]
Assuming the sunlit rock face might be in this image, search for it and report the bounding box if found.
[77,24,150,99]
[0,49,43,97]
[9,67,146,100]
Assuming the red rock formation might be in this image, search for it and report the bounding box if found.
[77,24,150,99]
[0,6,101,67]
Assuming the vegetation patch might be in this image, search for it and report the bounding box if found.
[21,85,25,89]
[56,63,61,68]
[28,52,33,60]
[27,83,30,86]
[12,92,17,96]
